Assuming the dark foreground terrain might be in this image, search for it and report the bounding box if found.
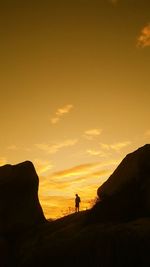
[1,144,150,267]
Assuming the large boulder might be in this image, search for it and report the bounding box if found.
[0,161,46,235]
[92,144,150,221]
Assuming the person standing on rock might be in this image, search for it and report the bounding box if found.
[75,194,81,212]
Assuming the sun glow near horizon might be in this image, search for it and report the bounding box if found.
[37,141,142,219]
[38,159,116,218]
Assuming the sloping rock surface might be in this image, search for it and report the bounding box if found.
[92,144,150,221]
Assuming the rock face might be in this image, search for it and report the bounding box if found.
[94,144,150,221]
[0,161,46,235]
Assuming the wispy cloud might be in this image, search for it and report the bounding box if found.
[56,105,73,116]
[34,159,53,175]
[50,162,102,179]
[35,139,78,154]
[100,141,131,152]
[110,141,131,151]
[137,24,150,48]
[86,149,107,157]
[84,129,102,140]
[50,104,74,124]
[86,141,130,158]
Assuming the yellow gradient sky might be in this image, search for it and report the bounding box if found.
[0,0,150,218]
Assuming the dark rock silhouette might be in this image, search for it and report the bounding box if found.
[0,161,46,235]
[1,145,150,266]
[90,144,150,222]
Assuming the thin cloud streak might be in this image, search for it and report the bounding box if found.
[100,141,131,152]
[50,104,74,124]
[35,139,78,154]
[86,149,108,157]
[84,129,102,140]
[49,162,106,180]
[137,24,150,48]
[34,159,53,175]
[110,141,131,151]
[39,161,117,195]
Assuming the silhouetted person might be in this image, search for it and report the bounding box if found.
[75,194,81,212]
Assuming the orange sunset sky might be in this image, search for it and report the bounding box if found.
[0,0,150,218]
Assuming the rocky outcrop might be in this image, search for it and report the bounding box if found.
[1,146,150,266]
[0,161,46,235]
[92,144,150,221]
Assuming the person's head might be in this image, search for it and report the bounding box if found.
[75,194,78,197]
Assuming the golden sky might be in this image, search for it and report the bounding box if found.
[0,0,150,218]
